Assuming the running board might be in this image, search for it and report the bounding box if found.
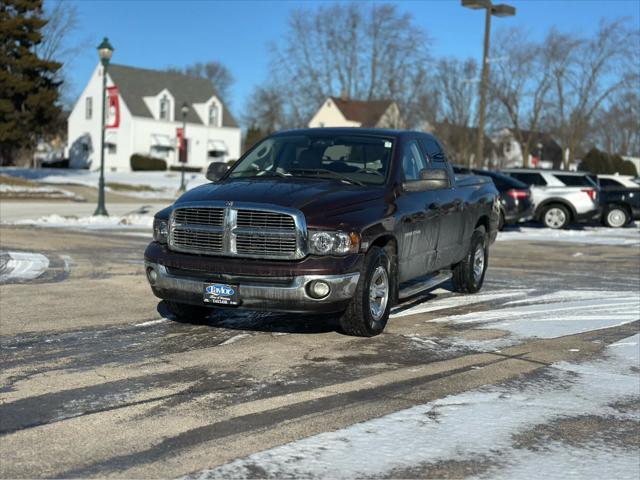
[398,271,453,300]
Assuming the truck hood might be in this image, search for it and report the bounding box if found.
[175,178,385,217]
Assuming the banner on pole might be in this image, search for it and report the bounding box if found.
[105,86,120,129]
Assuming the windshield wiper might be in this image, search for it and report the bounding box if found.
[289,168,364,186]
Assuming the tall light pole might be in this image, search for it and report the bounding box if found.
[94,37,114,216]
[462,0,515,168]
[179,102,189,192]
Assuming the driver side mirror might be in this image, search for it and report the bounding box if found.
[206,162,230,182]
[402,168,450,192]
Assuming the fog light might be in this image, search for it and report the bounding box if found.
[147,267,158,285]
[308,280,330,299]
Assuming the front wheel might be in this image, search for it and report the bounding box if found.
[339,246,393,337]
[452,227,488,294]
[603,206,628,228]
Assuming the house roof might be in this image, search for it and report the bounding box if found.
[329,97,394,127]
[107,64,238,128]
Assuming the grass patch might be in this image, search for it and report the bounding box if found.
[106,182,163,192]
[0,175,38,187]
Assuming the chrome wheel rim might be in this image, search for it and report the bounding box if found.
[607,209,626,228]
[473,244,485,283]
[544,208,566,229]
[369,266,389,322]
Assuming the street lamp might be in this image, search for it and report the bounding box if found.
[179,102,189,192]
[462,0,515,168]
[94,37,114,216]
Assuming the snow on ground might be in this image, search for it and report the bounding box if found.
[191,335,640,480]
[498,223,640,246]
[0,167,208,199]
[394,288,639,352]
[0,184,84,201]
[11,213,154,230]
[0,251,49,283]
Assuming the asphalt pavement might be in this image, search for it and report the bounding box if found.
[0,223,638,479]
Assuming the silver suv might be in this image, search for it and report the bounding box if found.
[501,169,600,229]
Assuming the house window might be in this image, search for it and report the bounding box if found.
[107,143,117,154]
[208,104,219,126]
[159,95,170,121]
[85,97,92,119]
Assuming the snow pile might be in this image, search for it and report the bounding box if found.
[0,251,49,283]
[0,184,82,200]
[192,335,640,480]
[498,224,640,246]
[13,213,154,230]
[430,289,640,339]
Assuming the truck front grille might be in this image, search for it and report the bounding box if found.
[169,205,305,259]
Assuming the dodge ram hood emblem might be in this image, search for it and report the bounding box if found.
[225,201,234,207]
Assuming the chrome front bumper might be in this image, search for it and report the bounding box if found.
[145,261,360,313]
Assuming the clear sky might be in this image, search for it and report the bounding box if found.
[61,0,640,124]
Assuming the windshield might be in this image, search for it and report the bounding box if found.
[228,134,394,185]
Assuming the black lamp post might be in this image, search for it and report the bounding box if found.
[179,102,189,192]
[94,37,114,216]
[461,0,515,168]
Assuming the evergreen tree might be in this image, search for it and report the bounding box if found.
[0,0,62,165]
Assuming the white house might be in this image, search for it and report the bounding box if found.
[67,63,241,172]
[308,97,404,129]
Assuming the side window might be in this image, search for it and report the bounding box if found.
[599,178,623,188]
[421,136,447,163]
[553,174,594,187]
[402,140,428,181]
[510,172,547,186]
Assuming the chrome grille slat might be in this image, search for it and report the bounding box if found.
[169,205,304,259]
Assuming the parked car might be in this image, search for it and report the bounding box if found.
[501,169,600,229]
[145,129,500,337]
[453,166,533,229]
[597,175,640,228]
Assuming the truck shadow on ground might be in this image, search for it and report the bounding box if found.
[156,301,341,335]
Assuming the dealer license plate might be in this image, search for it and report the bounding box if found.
[203,283,240,306]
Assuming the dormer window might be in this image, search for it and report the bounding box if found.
[208,104,219,126]
[159,95,171,121]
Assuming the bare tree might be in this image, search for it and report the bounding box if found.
[35,0,83,109]
[168,61,234,103]
[489,27,553,167]
[265,2,432,128]
[242,85,286,134]
[428,58,479,165]
[592,89,640,156]
[543,19,639,168]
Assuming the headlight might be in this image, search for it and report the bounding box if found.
[308,230,360,255]
[153,218,169,243]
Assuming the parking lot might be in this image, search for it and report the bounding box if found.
[1,216,638,478]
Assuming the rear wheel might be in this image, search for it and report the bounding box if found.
[541,204,570,229]
[339,246,393,337]
[164,301,211,322]
[603,205,628,228]
[452,227,488,294]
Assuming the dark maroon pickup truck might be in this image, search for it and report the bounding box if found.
[145,128,500,336]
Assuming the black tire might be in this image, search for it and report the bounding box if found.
[602,205,629,228]
[541,204,570,229]
[164,301,211,322]
[452,227,488,294]
[339,246,393,337]
[498,210,505,231]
